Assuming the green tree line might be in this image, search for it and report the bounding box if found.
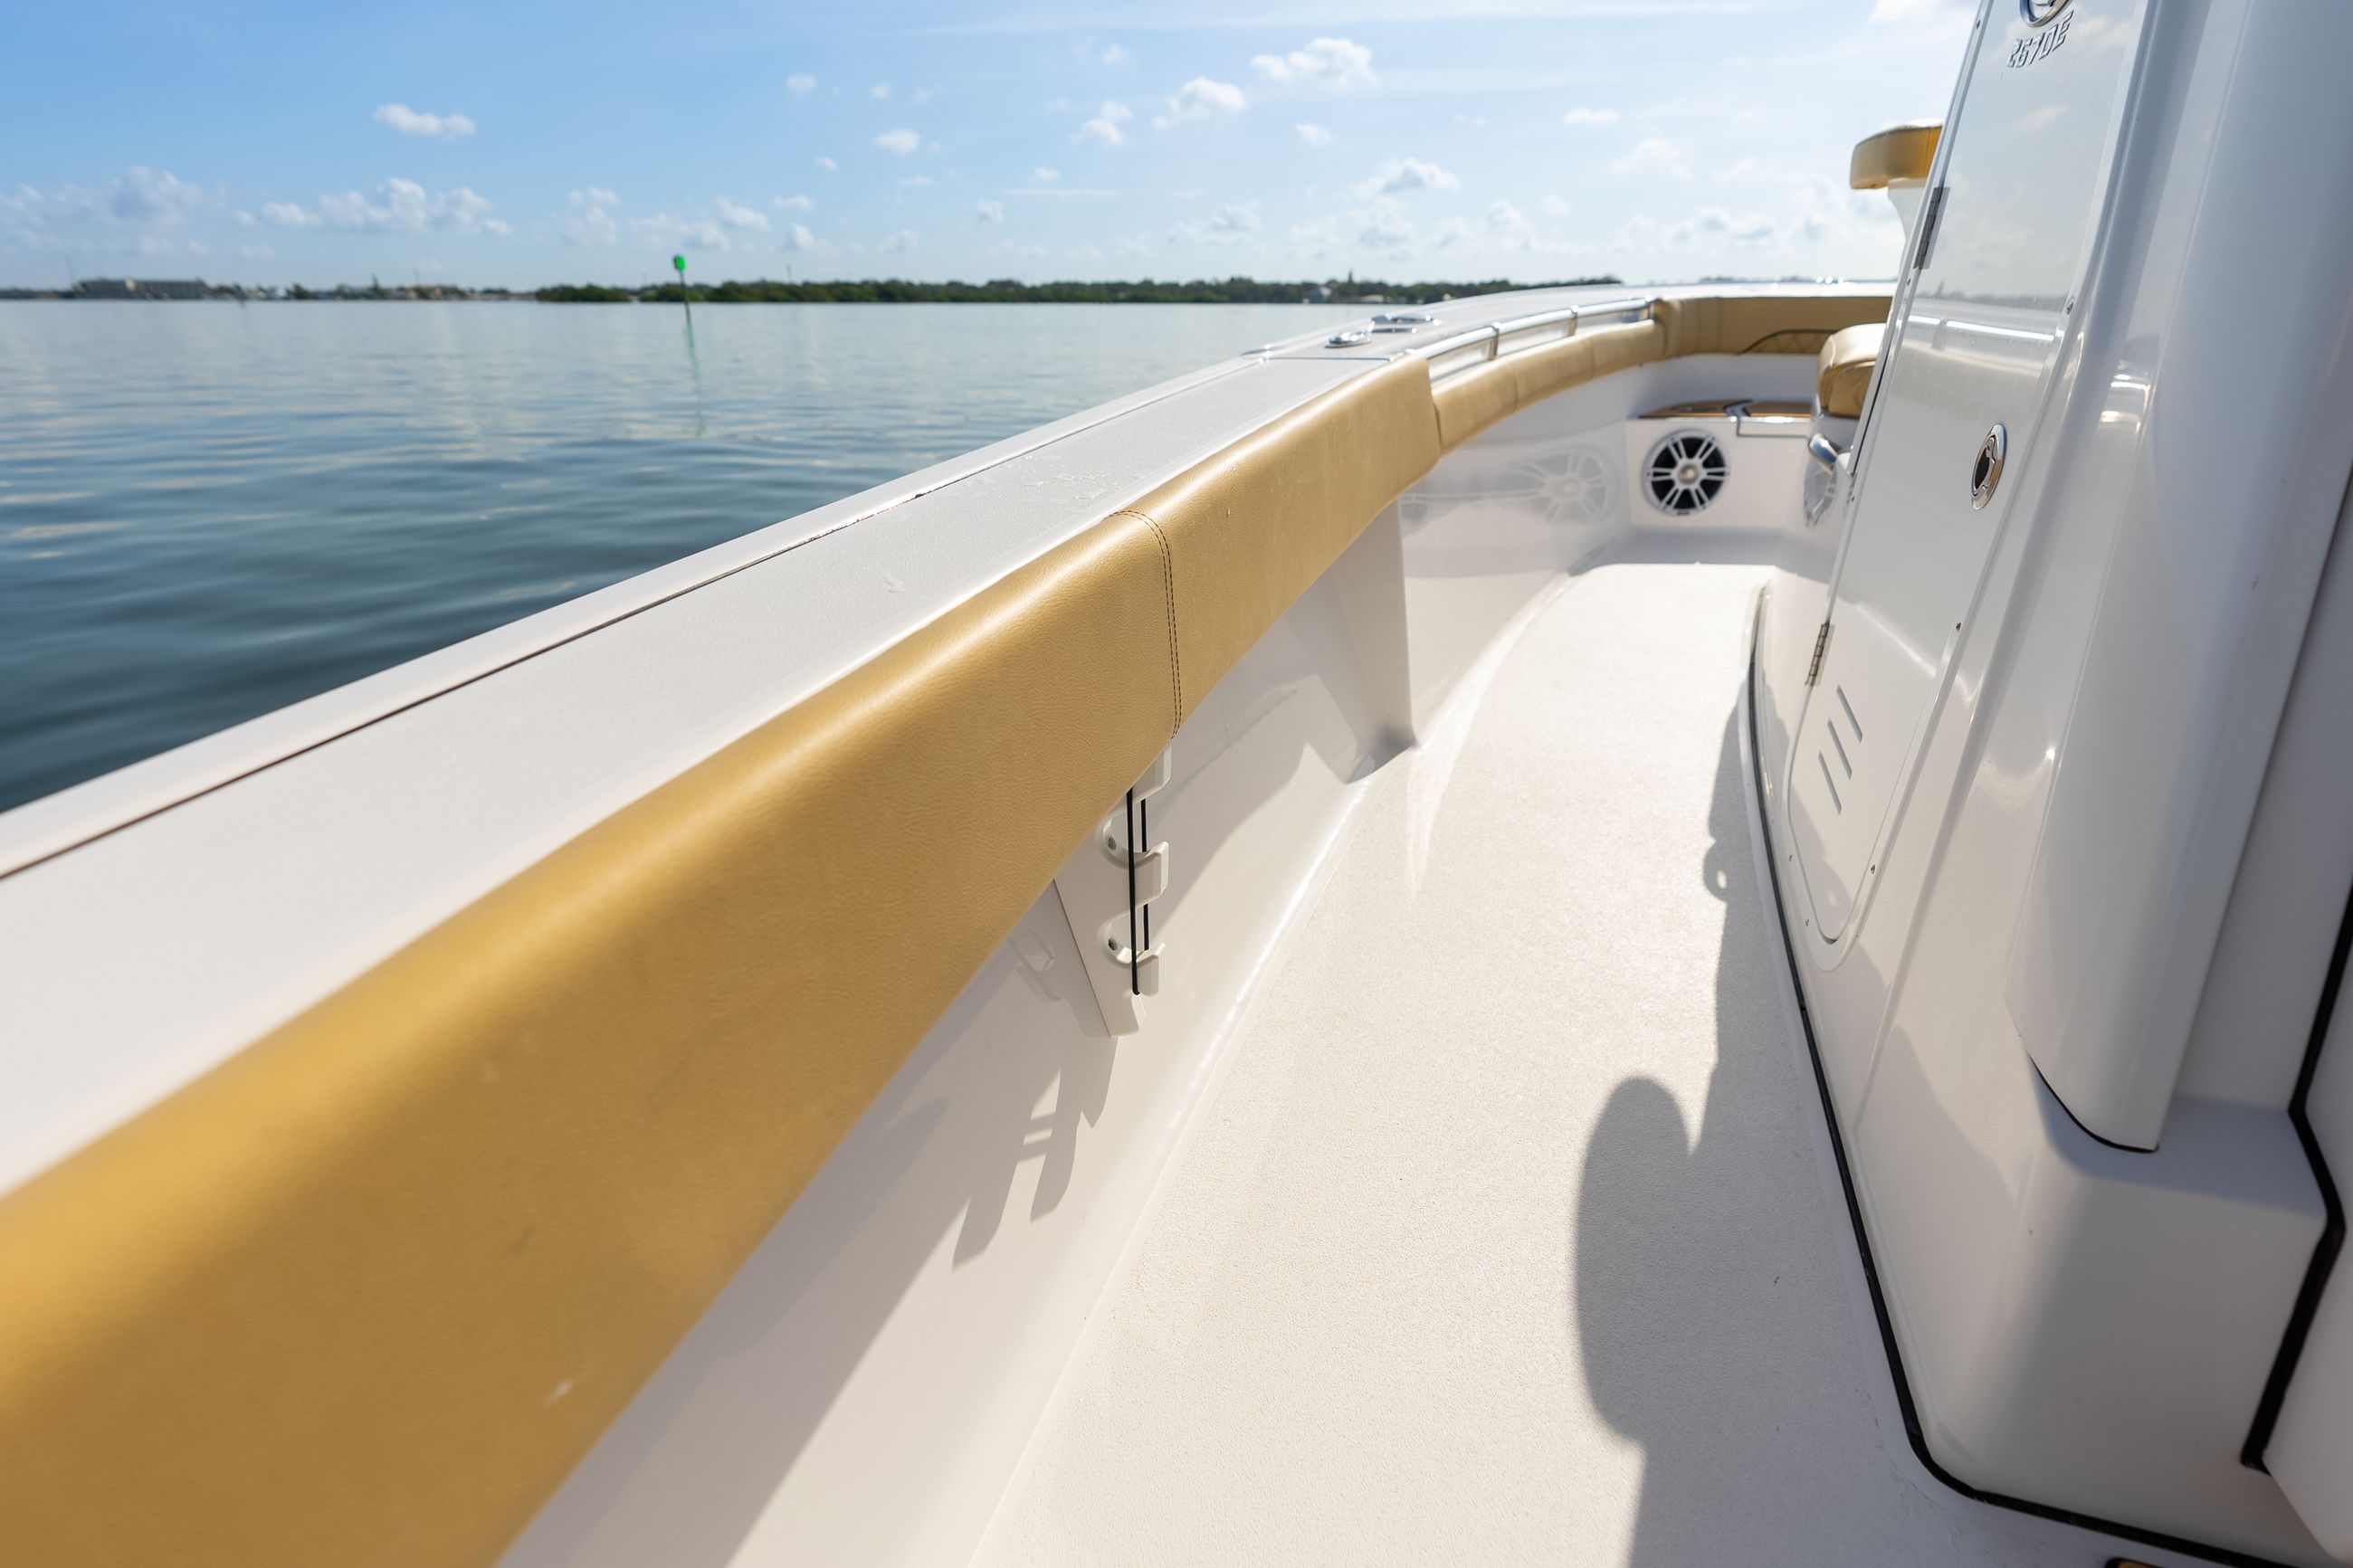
[535,275,1622,306]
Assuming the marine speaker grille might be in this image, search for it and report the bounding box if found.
[1643,431,1729,516]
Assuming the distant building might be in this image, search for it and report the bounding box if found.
[75,278,211,300]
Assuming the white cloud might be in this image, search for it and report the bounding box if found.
[712,195,767,231]
[129,234,207,258]
[1295,122,1333,147]
[1032,166,1061,183]
[1250,37,1376,90]
[1687,205,1776,245]
[899,175,934,188]
[1540,194,1574,218]
[1162,78,1246,124]
[881,229,918,253]
[874,128,920,155]
[787,73,816,95]
[112,166,213,223]
[1563,106,1619,126]
[976,199,1005,223]
[1357,195,1415,255]
[1355,157,1459,196]
[1432,215,1471,250]
[239,242,273,261]
[1870,0,1974,19]
[629,211,729,251]
[1112,234,1152,261]
[783,223,815,252]
[268,178,507,235]
[1613,138,1690,178]
[561,187,620,244]
[869,82,892,100]
[815,156,839,172]
[372,103,476,139]
[1074,101,1133,146]
[1289,214,1341,259]
[1488,198,1530,237]
[1209,202,1261,238]
[912,87,932,103]
[5,166,217,235]
[774,193,814,210]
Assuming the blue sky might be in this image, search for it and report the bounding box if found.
[2,0,1977,290]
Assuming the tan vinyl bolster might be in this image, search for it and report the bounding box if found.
[1128,353,1443,717]
[1817,322,1886,420]
[1849,120,1941,190]
[1430,294,1891,451]
[1653,293,1892,359]
[1433,318,1667,449]
[0,356,1439,1568]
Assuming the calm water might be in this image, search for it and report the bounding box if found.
[0,301,1332,813]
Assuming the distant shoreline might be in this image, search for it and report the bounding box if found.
[4,274,1625,307]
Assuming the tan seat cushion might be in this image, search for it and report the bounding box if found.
[1849,121,1940,190]
[1817,322,1885,419]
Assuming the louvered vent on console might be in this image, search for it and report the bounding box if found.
[1643,431,1729,516]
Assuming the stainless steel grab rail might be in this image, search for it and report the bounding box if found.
[1415,295,1655,382]
[1253,292,1658,373]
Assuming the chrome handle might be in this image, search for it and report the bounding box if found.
[1805,432,1843,473]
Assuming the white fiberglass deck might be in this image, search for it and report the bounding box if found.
[975,564,2096,1567]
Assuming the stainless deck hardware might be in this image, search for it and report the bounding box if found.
[1970,423,2006,508]
[1052,747,1173,1036]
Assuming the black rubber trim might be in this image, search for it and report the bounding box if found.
[1742,625,2297,1568]
[2240,884,2353,1469]
[2033,1059,2158,1154]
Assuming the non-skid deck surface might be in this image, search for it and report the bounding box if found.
[976,564,2080,1567]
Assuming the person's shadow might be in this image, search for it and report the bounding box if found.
[1574,707,1930,1564]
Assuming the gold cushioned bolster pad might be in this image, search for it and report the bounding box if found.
[1433,319,1667,450]
[1123,352,1443,719]
[1849,120,1941,190]
[0,520,1180,1568]
[1816,321,1886,420]
[0,358,1442,1568]
[1426,293,1889,451]
[1653,293,1891,360]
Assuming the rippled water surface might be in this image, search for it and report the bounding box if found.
[0,301,1332,813]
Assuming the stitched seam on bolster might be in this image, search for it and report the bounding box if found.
[1110,508,1182,732]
